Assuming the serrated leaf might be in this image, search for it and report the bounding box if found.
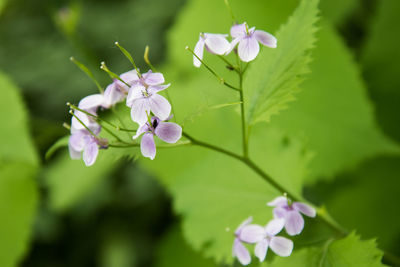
[269,233,386,267]
[244,0,319,125]
[269,22,399,181]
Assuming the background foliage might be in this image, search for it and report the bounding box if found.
[0,0,399,266]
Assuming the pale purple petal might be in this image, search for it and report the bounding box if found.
[240,225,265,243]
[293,202,316,218]
[119,69,139,86]
[132,123,150,139]
[285,211,304,236]
[265,218,285,236]
[238,36,260,62]
[141,133,156,160]
[269,236,293,257]
[267,196,287,207]
[83,140,98,166]
[143,70,165,85]
[230,23,246,38]
[103,82,125,107]
[69,130,86,151]
[204,34,230,55]
[126,85,146,107]
[254,239,269,262]
[254,30,277,48]
[154,122,182,143]
[68,142,81,159]
[193,37,205,67]
[149,94,171,121]
[233,238,251,265]
[273,207,287,219]
[131,98,151,125]
[225,37,241,55]
[147,84,170,95]
[78,94,104,110]
[235,216,253,235]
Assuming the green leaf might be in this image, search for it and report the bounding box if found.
[320,0,360,26]
[310,156,400,253]
[244,0,319,125]
[269,233,386,267]
[361,0,400,143]
[270,22,400,181]
[0,72,38,165]
[44,148,135,212]
[155,225,219,267]
[0,162,38,267]
[0,72,39,267]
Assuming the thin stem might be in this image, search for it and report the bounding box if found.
[224,0,236,22]
[67,103,136,132]
[144,45,157,72]
[109,140,191,148]
[182,131,345,235]
[115,42,142,78]
[100,61,131,88]
[101,124,131,144]
[144,46,176,121]
[218,55,239,73]
[70,57,103,93]
[238,63,248,157]
[186,46,240,92]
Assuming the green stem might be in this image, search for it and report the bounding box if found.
[182,131,345,236]
[186,46,240,92]
[67,103,136,132]
[238,71,248,157]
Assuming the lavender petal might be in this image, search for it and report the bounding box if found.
[285,211,304,236]
[238,36,260,62]
[293,202,316,218]
[154,122,182,143]
[193,37,205,67]
[269,236,293,257]
[149,94,171,121]
[254,239,269,262]
[239,225,265,243]
[233,238,251,265]
[254,30,277,48]
[140,133,156,160]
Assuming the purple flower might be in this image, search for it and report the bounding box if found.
[126,70,171,125]
[71,94,104,133]
[240,218,293,262]
[193,33,231,67]
[227,22,277,62]
[232,216,253,266]
[133,116,182,160]
[103,70,139,107]
[267,196,316,236]
[68,129,108,166]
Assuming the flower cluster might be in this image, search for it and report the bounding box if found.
[193,22,277,65]
[232,195,316,265]
[68,65,182,165]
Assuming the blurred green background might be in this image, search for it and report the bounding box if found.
[0,0,399,266]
